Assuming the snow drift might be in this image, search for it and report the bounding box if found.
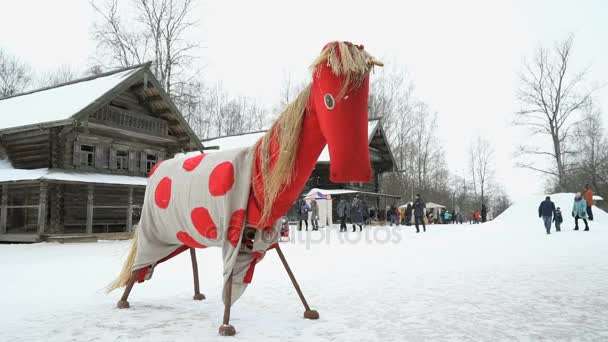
[492,192,607,229]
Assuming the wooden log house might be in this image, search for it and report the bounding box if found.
[0,63,202,242]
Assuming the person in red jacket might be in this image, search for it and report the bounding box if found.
[474,211,481,224]
[584,184,594,221]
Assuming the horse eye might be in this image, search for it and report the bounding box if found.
[324,94,335,110]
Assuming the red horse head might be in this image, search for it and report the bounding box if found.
[310,41,382,183]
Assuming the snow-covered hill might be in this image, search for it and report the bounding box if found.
[493,192,607,229]
[0,194,607,341]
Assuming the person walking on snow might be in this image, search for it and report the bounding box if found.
[572,193,590,231]
[361,199,370,225]
[584,184,594,221]
[310,199,319,231]
[553,207,563,232]
[538,196,556,234]
[297,199,310,231]
[481,204,488,223]
[413,194,426,233]
[337,198,350,232]
[351,197,364,231]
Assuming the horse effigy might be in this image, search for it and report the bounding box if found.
[107,41,382,336]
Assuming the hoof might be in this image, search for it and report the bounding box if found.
[219,324,236,336]
[193,293,206,301]
[117,300,130,309]
[304,309,319,319]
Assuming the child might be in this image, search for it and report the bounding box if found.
[553,207,563,232]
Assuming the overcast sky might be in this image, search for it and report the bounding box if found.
[1,0,606,201]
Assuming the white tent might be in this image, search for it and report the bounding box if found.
[399,201,445,209]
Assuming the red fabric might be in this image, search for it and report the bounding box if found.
[190,207,218,239]
[176,231,207,248]
[154,177,172,209]
[182,154,206,171]
[208,161,235,196]
[243,259,257,284]
[136,245,189,283]
[227,209,246,247]
[312,45,371,183]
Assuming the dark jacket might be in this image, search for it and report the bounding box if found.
[337,200,350,218]
[361,200,369,218]
[553,210,563,223]
[413,198,426,217]
[297,200,310,220]
[538,199,556,218]
[351,202,364,224]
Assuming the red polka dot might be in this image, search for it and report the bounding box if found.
[176,231,207,248]
[227,209,246,247]
[182,154,206,172]
[209,162,234,196]
[191,207,218,239]
[148,160,164,178]
[154,177,172,209]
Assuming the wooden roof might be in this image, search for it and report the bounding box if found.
[0,63,203,150]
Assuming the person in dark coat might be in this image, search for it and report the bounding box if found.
[361,199,369,225]
[351,197,364,231]
[412,194,426,233]
[538,196,556,234]
[389,205,398,226]
[310,199,319,231]
[297,199,310,231]
[553,207,563,232]
[337,198,350,232]
[481,204,488,223]
[405,203,413,226]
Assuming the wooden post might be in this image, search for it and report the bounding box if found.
[86,185,94,234]
[126,187,133,232]
[0,184,7,234]
[37,183,48,235]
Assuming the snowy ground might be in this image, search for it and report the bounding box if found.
[1,193,607,341]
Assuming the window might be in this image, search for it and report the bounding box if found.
[116,150,128,170]
[80,145,95,166]
[146,154,157,173]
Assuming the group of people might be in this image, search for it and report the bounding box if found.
[538,184,595,234]
[337,196,369,232]
[296,198,320,231]
[390,198,489,229]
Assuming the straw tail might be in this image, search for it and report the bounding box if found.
[106,230,138,293]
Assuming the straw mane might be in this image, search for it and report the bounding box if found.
[256,42,376,224]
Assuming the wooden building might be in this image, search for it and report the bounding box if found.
[0,63,202,242]
[202,119,399,221]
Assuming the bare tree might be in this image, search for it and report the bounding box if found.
[0,48,32,98]
[91,0,198,95]
[469,135,494,206]
[572,103,608,193]
[37,65,79,87]
[515,35,598,190]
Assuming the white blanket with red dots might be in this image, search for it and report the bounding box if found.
[133,147,278,304]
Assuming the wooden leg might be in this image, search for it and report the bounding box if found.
[218,272,236,336]
[190,248,206,300]
[276,245,319,319]
[117,271,137,309]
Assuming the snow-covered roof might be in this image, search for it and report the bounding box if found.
[202,120,380,163]
[0,168,147,186]
[0,67,143,131]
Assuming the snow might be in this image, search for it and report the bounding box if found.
[0,168,147,186]
[0,159,13,169]
[0,67,141,130]
[1,193,608,341]
[201,120,380,163]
